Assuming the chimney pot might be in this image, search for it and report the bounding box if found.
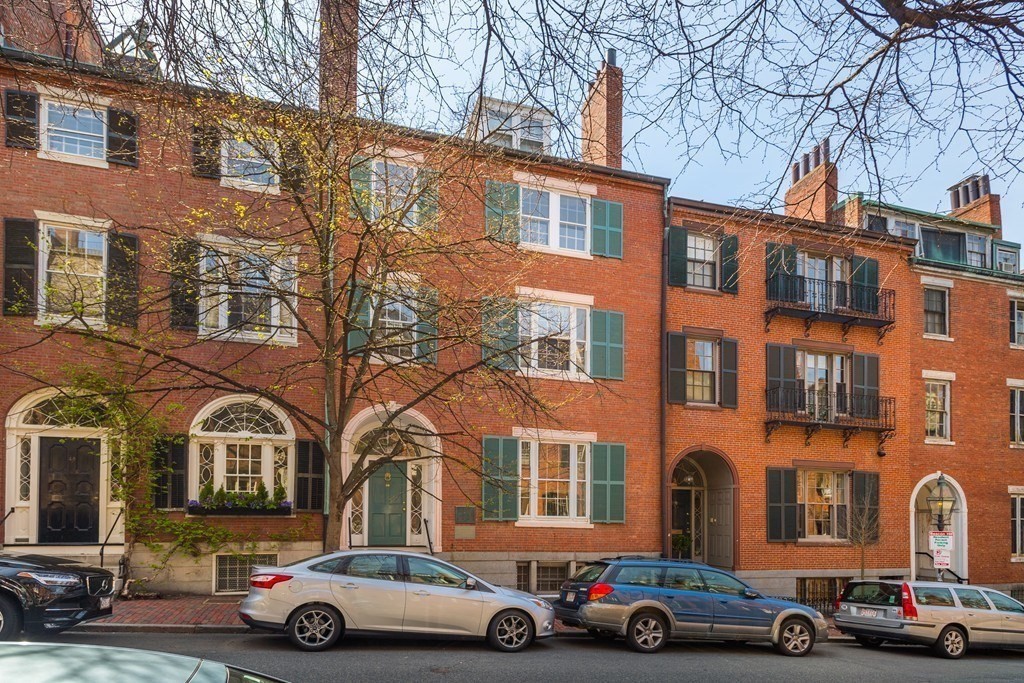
[605,48,617,67]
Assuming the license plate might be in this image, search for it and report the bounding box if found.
[565,591,576,603]
[859,607,878,618]
[100,596,112,609]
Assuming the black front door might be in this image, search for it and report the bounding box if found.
[38,437,101,544]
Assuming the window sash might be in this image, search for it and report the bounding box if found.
[40,224,107,319]
[195,439,292,498]
[925,381,950,439]
[799,470,848,539]
[378,288,419,360]
[45,101,105,159]
[519,189,588,253]
[520,302,588,375]
[200,248,296,339]
[924,288,948,336]
[966,234,989,268]
[221,138,278,186]
[1013,496,1024,558]
[372,161,422,225]
[519,440,589,520]
[685,338,716,403]
[686,233,717,288]
[998,249,1020,273]
[1013,390,1024,444]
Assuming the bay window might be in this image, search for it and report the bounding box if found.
[518,440,588,520]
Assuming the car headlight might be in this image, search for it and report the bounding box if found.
[528,597,553,610]
[17,571,83,588]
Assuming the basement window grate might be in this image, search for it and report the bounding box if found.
[215,553,277,593]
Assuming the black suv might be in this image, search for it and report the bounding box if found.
[0,554,115,639]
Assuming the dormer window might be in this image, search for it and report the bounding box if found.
[477,100,549,153]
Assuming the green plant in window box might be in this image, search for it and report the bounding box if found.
[188,483,292,515]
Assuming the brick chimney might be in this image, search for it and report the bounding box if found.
[581,48,623,168]
[949,174,1001,227]
[319,0,359,115]
[0,0,103,64]
[784,139,838,223]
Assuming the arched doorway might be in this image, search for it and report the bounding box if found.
[910,473,968,581]
[669,449,737,569]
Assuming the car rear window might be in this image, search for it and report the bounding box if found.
[913,586,955,607]
[571,563,607,583]
[609,565,663,587]
[841,582,900,606]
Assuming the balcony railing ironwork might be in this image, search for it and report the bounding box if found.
[765,387,896,445]
[764,274,896,338]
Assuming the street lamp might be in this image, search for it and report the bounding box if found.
[927,473,957,531]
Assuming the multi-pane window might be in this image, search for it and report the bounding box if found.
[1013,496,1024,558]
[42,225,106,320]
[519,189,589,253]
[222,138,278,187]
[798,470,847,539]
[686,233,717,288]
[379,290,418,360]
[199,246,297,341]
[44,101,105,159]
[1012,389,1024,445]
[518,440,588,520]
[796,350,848,418]
[997,248,1020,274]
[372,161,425,226]
[925,381,951,440]
[225,443,263,492]
[685,339,716,403]
[519,302,588,376]
[892,220,917,239]
[924,288,948,336]
[966,234,989,268]
[1014,301,1024,346]
[482,106,547,152]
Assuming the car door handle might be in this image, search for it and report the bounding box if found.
[413,590,430,597]
[340,583,358,590]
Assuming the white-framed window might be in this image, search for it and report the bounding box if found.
[797,470,848,540]
[924,287,949,337]
[686,233,717,289]
[198,240,297,343]
[1012,300,1024,346]
[518,440,589,521]
[371,160,424,227]
[997,247,1020,275]
[519,300,588,378]
[378,286,419,361]
[520,188,589,254]
[966,234,990,268]
[892,219,917,240]
[191,398,294,498]
[479,101,549,153]
[220,134,279,192]
[1012,389,1024,445]
[925,380,951,441]
[1013,495,1024,559]
[38,221,108,323]
[42,100,105,160]
[686,338,717,403]
[796,349,849,419]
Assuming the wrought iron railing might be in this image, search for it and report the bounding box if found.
[766,387,896,430]
[766,274,896,322]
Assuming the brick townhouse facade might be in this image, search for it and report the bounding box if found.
[0,1,668,594]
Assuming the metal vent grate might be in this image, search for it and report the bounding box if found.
[516,562,530,592]
[215,553,277,593]
[536,563,569,594]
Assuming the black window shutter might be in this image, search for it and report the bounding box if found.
[106,108,138,167]
[851,256,880,314]
[3,218,38,316]
[720,234,739,293]
[192,125,221,178]
[4,91,38,149]
[767,467,798,542]
[720,338,738,408]
[281,138,307,194]
[852,353,880,419]
[296,440,325,512]
[106,231,139,327]
[852,471,880,543]
[152,435,188,509]
[668,226,688,287]
[667,332,687,404]
[169,238,201,330]
[766,344,798,412]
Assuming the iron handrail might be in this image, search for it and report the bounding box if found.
[915,551,968,584]
[424,518,434,555]
[766,273,896,322]
[766,387,896,430]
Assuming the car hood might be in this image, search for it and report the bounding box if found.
[760,596,820,615]
[0,553,112,574]
[493,585,545,603]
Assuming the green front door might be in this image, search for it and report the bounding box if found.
[368,461,407,546]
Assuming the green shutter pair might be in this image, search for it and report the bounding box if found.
[591,199,624,258]
[668,226,738,292]
[481,437,625,523]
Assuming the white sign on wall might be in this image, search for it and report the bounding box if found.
[933,548,952,569]
[929,530,954,551]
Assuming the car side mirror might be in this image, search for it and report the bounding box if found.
[464,577,477,590]
[743,588,761,599]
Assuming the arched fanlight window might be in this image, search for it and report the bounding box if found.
[356,428,419,459]
[672,459,705,488]
[22,395,105,427]
[199,402,286,435]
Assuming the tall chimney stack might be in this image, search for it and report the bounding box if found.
[581,48,623,168]
[0,0,103,64]
[948,174,1001,228]
[319,0,359,115]
[784,139,838,223]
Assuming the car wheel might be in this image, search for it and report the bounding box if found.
[588,628,617,640]
[932,625,967,659]
[488,610,534,653]
[775,617,815,657]
[855,635,885,649]
[626,612,668,654]
[0,595,22,641]
[287,604,343,652]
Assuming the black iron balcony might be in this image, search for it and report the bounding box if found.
[765,274,896,340]
[765,387,896,446]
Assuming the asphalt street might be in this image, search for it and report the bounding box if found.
[23,631,1024,682]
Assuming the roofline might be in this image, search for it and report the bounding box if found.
[836,194,999,232]
[0,46,670,188]
[669,196,917,250]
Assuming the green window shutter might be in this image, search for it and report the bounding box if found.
[591,199,623,258]
[766,343,799,412]
[3,218,38,316]
[668,226,688,286]
[417,168,439,229]
[481,297,519,369]
[766,467,798,542]
[485,180,520,243]
[667,332,687,404]
[766,242,798,301]
[851,255,879,314]
[482,436,519,521]
[720,338,738,408]
[106,231,139,327]
[591,310,624,380]
[349,156,373,219]
[720,234,739,293]
[347,281,372,355]
[592,443,626,523]
[852,353,879,419]
[415,286,439,363]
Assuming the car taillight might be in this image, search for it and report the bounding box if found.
[588,583,614,601]
[250,574,292,589]
[901,582,918,621]
[834,596,842,612]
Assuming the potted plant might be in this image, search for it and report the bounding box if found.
[672,532,693,559]
[187,482,292,516]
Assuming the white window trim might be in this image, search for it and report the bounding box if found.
[686,232,720,291]
[922,286,951,340]
[1008,379,1024,388]
[686,337,719,404]
[516,287,594,307]
[924,378,952,444]
[515,291,592,382]
[478,98,551,153]
[512,171,597,196]
[515,438,593,528]
[1013,493,1024,560]
[36,92,110,170]
[369,159,428,229]
[512,428,598,442]
[799,469,849,542]
[365,272,426,366]
[219,124,281,194]
[519,184,592,259]
[34,214,110,329]
[921,275,955,288]
[922,370,956,381]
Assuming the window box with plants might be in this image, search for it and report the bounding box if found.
[187,481,292,516]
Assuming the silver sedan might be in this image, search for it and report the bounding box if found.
[239,550,555,652]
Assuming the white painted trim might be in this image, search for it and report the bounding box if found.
[513,171,598,196]
[1008,485,1024,494]
[34,211,112,230]
[220,175,281,195]
[383,147,427,166]
[37,150,110,169]
[922,333,954,343]
[519,242,594,260]
[516,286,594,307]
[196,232,299,254]
[33,82,112,107]
[922,370,956,381]
[909,472,968,581]
[512,428,598,442]
[1008,378,1024,388]
[924,438,956,446]
[514,519,595,529]
[189,394,296,439]
[921,275,954,288]
[1007,288,1024,299]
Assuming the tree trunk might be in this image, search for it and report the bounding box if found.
[324,450,347,551]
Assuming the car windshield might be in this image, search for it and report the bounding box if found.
[571,563,607,583]
[841,582,900,606]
